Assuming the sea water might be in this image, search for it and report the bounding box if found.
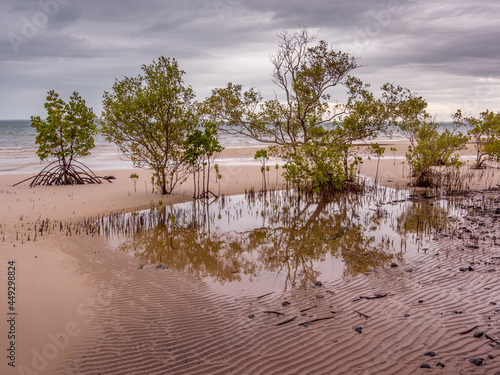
[0,120,460,175]
[0,120,263,175]
[0,120,130,174]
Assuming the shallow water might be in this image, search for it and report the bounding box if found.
[97,187,464,295]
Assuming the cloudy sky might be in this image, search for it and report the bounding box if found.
[1,0,499,120]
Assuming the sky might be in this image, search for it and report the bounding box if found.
[1,0,499,121]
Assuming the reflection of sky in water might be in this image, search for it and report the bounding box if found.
[100,187,464,294]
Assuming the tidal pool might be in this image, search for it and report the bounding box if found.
[97,187,463,294]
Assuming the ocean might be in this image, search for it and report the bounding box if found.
[0,120,127,175]
[0,120,461,175]
[0,120,265,175]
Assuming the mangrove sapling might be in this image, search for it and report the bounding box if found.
[184,122,224,199]
[26,90,99,187]
[453,109,500,169]
[130,173,139,192]
[214,163,222,197]
[405,121,468,187]
[385,86,469,188]
[371,143,385,185]
[390,147,397,165]
[254,149,269,191]
[184,129,204,199]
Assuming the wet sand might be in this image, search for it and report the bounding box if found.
[1,144,500,374]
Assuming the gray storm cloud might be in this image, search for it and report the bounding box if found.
[0,0,498,119]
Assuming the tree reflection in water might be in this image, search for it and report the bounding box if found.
[396,201,450,238]
[108,188,451,290]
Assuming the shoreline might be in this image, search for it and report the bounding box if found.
[2,142,500,230]
[0,139,484,174]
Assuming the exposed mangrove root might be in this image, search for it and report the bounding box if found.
[14,160,105,187]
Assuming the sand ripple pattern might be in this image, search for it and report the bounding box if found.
[55,220,500,374]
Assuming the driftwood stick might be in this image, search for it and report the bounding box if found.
[263,311,285,316]
[276,316,297,326]
[459,325,478,335]
[360,293,388,300]
[299,316,336,326]
[353,293,388,302]
[256,291,275,299]
[354,309,371,319]
[485,333,500,345]
[300,305,318,313]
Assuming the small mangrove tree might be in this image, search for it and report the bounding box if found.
[26,90,99,187]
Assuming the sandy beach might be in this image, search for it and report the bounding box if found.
[2,144,500,374]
